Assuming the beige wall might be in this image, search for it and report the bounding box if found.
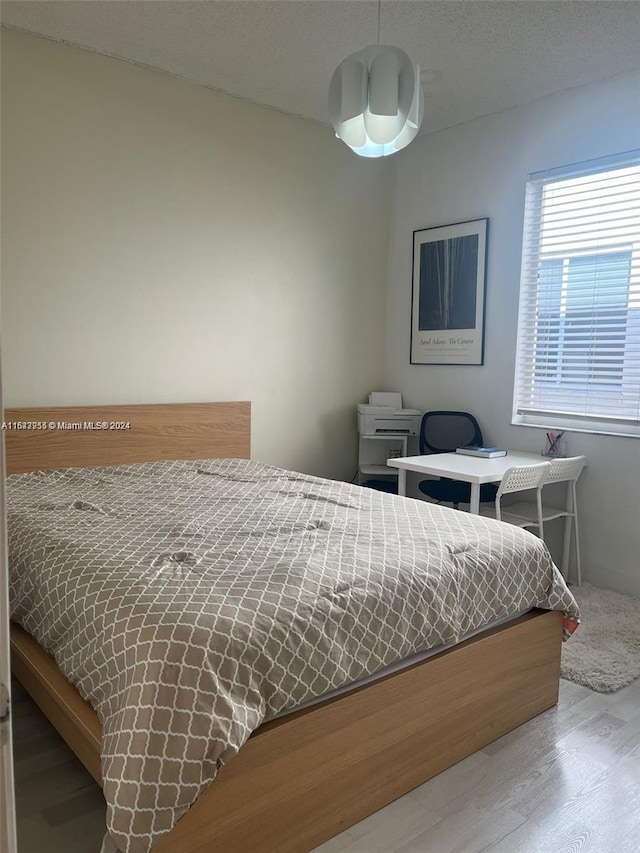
[1,29,391,479]
[385,70,640,595]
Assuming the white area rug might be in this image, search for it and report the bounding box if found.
[561,583,640,692]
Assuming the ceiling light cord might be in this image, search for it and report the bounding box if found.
[377,0,381,45]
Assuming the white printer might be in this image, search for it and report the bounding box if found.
[357,392,421,436]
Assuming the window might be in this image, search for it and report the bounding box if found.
[513,151,640,437]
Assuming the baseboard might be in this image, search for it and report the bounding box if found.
[582,566,640,598]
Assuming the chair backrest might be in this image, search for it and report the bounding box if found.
[496,462,551,499]
[495,462,551,526]
[420,411,483,454]
[545,455,586,485]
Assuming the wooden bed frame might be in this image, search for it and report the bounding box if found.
[7,402,563,853]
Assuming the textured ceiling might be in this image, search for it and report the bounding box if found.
[2,0,640,134]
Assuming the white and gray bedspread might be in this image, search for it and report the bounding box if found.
[7,458,579,853]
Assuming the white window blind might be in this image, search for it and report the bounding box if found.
[513,150,640,437]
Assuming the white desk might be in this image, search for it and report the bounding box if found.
[387,451,544,514]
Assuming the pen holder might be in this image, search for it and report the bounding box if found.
[542,436,568,458]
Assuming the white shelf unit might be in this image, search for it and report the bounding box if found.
[358,434,408,490]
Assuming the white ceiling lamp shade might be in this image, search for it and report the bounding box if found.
[329,45,424,158]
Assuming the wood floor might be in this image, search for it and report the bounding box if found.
[11,675,640,853]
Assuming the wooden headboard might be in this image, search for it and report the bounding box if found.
[3,402,251,474]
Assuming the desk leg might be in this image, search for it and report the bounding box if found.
[397,469,407,497]
[469,483,480,515]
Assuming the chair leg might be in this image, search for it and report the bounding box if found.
[536,491,544,541]
[560,516,572,581]
[560,479,573,581]
[572,483,582,586]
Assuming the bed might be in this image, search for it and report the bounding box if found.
[6,401,579,853]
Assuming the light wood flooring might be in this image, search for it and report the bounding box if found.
[11,675,640,853]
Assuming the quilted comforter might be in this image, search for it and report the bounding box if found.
[7,458,579,852]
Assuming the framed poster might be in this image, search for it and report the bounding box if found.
[410,218,488,365]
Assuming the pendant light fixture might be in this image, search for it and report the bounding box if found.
[328,1,424,158]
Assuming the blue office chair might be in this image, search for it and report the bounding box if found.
[418,411,498,509]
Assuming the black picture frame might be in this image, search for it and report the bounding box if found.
[410,218,488,365]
